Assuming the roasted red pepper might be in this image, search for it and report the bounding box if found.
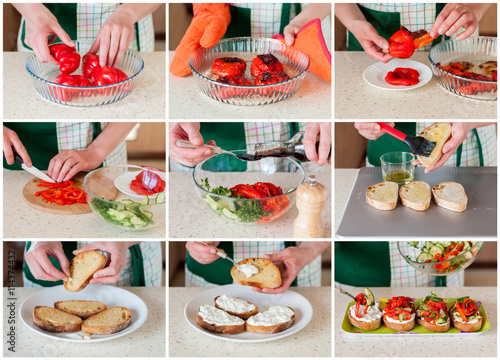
[212,57,246,78]
[216,76,253,85]
[385,67,420,86]
[82,53,101,78]
[130,170,165,196]
[254,70,290,85]
[251,54,284,77]
[35,180,87,205]
[49,44,81,74]
[388,27,415,59]
[91,66,129,86]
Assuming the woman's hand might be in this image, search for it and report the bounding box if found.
[354,122,395,140]
[73,242,135,284]
[430,3,487,41]
[169,122,215,167]
[186,241,221,264]
[303,122,331,166]
[350,21,393,63]
[3,126,32,167]
[284,4,331,46]
[47,148,105,183]
[25,242,69,281]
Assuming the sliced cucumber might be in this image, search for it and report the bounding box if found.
[216,197,236,212]
[429,245,443,257]
[143,211,153,219]
[417,252,433,262]
[204,195,221,212]
[130,215,147,226]
[155,192,165,204]
[222,208,238,221]
[364,288,375,306]
[121,199,137,205]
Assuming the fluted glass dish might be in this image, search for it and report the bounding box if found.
[25,41,144,106]
[189,37,310,105]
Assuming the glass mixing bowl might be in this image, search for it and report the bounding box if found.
[83,165,165,231]
[25,41,144,106]
[428,37,497,100]
[189,37,310,105]
[398,241,484,276]
[193,151,306,224]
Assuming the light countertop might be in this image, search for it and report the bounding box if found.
[335,286,497,357]
[335,51,497,119]
[3,170,165,238]
[169,51,331,119]
[3,52,165,119]
[169,169,331,238]
[4,287,165,357]
[334,169,357,235]
[169,286,331,357]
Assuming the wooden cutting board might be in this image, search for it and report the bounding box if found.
[22,172,92,215]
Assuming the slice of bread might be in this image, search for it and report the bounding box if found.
[33,306,82,333]
[383,316,415,331]
[197,305,245,334]
[347,310,381,330]
[417,317,450,332]
[451,316,483,332]
[214,295,258,320]
[64,251,107,292]
[416,122,452,167]
[245,306,295,334]
[231,258,281,289]
[432,181,468,212]
[366,182,399,211]
[400,181,431,211]
[54,300,107,319]
[81,306,131,335]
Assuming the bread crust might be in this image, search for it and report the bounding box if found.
[432,182,467,212]
[33,306,82,333]
[245,307,295,334]
[400,181,431,211]
[417,318,450,332]
[64,251,107,292]
[196,307,245,334]
[416,122,452,167]
[81,306,131,335]
[451,317,483,332]
[366,182,398,211]
[54,300,107,319]
[231,258,282,289]
[214,296,258,320]
[348,310,381,330]
[383,317,415,331]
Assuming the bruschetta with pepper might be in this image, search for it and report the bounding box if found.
[416,291,450,332]
[347,288,382,330]
[382,296,416,331]
[449,296,483,332]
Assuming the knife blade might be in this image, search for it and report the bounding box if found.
[12,147,55,183]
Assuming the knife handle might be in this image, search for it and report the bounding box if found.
[11,147,24,165]
[376,122,407,142]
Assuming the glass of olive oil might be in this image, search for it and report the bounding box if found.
[380,152,415,185]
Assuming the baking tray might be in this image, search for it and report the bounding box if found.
[337,167,496,237]
[341,297,490,336]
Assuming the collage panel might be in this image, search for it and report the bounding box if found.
[169,240,331,357]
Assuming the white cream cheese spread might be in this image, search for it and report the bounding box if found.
[238,264,259,278]
[453,314,480,324]
[246,306,294,326]
[383,311,415,324]
[198,305,244,326]
[349,302,382,323]
[216,295,256,313]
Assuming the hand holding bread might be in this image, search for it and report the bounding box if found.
[25,242,70,282]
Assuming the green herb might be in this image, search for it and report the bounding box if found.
[200,178,211,192]
[237,201,270,222]
[200,178,231,196]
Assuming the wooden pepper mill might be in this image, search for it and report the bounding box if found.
[293,175,328,238]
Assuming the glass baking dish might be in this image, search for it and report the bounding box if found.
[189,37,310,106]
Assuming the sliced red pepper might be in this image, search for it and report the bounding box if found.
[385,67,420,86]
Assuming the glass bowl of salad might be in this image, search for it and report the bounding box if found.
[193,151,306,224]
[83,165,165,231]
[398,241,484,276]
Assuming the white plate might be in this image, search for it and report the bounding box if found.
[363,59,432,90]
[20,284,148,342]
[184,284,313,343]
[114,170,166,200]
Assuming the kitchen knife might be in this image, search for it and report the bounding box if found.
[12,147,55,183]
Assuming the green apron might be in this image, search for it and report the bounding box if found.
[224,4,302,38]
[347,4,446,51]
[3,122,102,170]
[23,242,146,287]
[367,122,484,167]
[335,242,447,287]
[187,241,299,287]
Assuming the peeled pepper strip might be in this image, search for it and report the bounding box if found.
[385,67,420,86]
[388,27,415,59]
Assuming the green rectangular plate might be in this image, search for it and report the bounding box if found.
[341,297,490,336]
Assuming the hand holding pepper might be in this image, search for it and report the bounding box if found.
[47,148,105,183]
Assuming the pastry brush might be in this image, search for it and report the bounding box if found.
[376,122,436,156]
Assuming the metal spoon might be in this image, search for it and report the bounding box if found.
[195,241,246,271]
[335,286,357,301]
[176,140,257,161]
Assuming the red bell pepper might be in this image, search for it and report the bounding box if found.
[216,76,253,86]
[254,71,290,85]
[91,66,129,86]
[212,57,246,78]
[49,44,81,74]
[388,27,415,59]
[35,180,86,205]
[130,170,165,196]
[82,53,101,78]
[385,67,420,86]
[250,54,284,78]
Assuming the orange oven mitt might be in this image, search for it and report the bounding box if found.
[273,19,331,83]
[170,3,231,77]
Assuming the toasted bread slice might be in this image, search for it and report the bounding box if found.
[245,306,295,334]
[348,310,381,330]
[231,258,281,289]
[197,305,245,334]
[64,251,107,292]
[451,317,483,332]
[33,306,82,333]
[432,182,468,212]
[81,306,131,334]
[400,181,431,211]
[416,122,452,167]
[214,295,258,320]
[383,317,415,331]
[366,181,398,211]
[417,318,450,332]
[54,300,107,320]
